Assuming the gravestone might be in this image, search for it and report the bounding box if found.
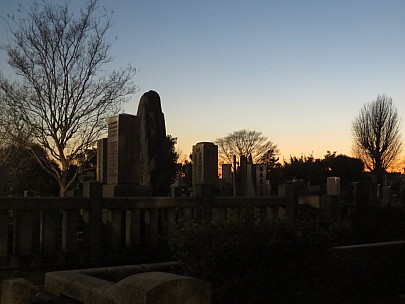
[137,91,168,196]
[98,91,170,197]
[106,114,140,185]
[103,114,146,197]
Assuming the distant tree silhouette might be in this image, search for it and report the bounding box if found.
[281,154,324,185]
[259,147,281,167]
[0,0,137,196]
[329,154,364,183]
[272,152,364,189]
[352,95,402,176]
[215,129,279,165]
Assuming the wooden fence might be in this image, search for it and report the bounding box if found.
[0,182,295,268]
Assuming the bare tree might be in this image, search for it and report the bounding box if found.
[0,102,31,167]
[352,95,402,175]
[0,0,137,195]
[215,129,279,165]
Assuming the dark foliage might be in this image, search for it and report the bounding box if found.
[152,135,179,196]
[171,220,337,304]
[170,210,405,304]
[349,206,405,243]
[270,152,364,194]
[0,144,59,196]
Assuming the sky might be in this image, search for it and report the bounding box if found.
[1,0,405,162]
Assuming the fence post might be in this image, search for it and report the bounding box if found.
[110,209,123,250]
[41,210,58,255]
[166,208,177,239]
[83,181,103,265]
[145,209,158,246]
[0,210,8,256]
[14,210,33,255]
[61,210,78,254]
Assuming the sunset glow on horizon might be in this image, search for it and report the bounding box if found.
[1,0,405,164]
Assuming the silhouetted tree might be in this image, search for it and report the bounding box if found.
[273,152,364,190]
[352,95,402,176]
[259,147,281,168]
[0,0,137,196]
[215,129,279,165]
[258,148,281,182]
[0,144,59,196]
[330,154,364,184]
[281,154,326,185]
[152,135,179,196]
[0,102,32,164]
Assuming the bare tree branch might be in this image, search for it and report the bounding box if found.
[215,129,279,165]
[0,0,137,195]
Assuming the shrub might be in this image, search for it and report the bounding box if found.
[170,219,336,304]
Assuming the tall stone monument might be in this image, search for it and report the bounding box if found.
[137,91,168,196]
[97,91,170,197]
[102,114,143,197]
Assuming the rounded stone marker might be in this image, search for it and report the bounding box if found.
[116,271,211,304]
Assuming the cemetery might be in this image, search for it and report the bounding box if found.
[0,91,405,303]
[2,0,405,301]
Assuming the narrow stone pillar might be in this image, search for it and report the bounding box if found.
[41,210,58,254]
[83,181,103,264]
[166,208,177,239]
[145,209,158,246]
[31,210,41,254]
[128,209,141,247]
[15,210,33,255]
[110,209,123,250]
[62,209,78,253]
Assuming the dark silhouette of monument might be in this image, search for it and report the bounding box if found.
[97,90,169,197]
[137,91,168,196]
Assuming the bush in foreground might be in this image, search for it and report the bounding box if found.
[170,219,338,304]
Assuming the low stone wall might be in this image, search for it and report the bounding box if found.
[1,262,210,304]
[333,240,405,300]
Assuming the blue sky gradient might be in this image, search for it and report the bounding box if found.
[1,0,405,162]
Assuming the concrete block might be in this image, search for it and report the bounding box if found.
[45,271,115,303]
[116,271,211,304]
[44,268,210,304]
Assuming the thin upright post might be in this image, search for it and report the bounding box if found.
[83,181,103,265]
